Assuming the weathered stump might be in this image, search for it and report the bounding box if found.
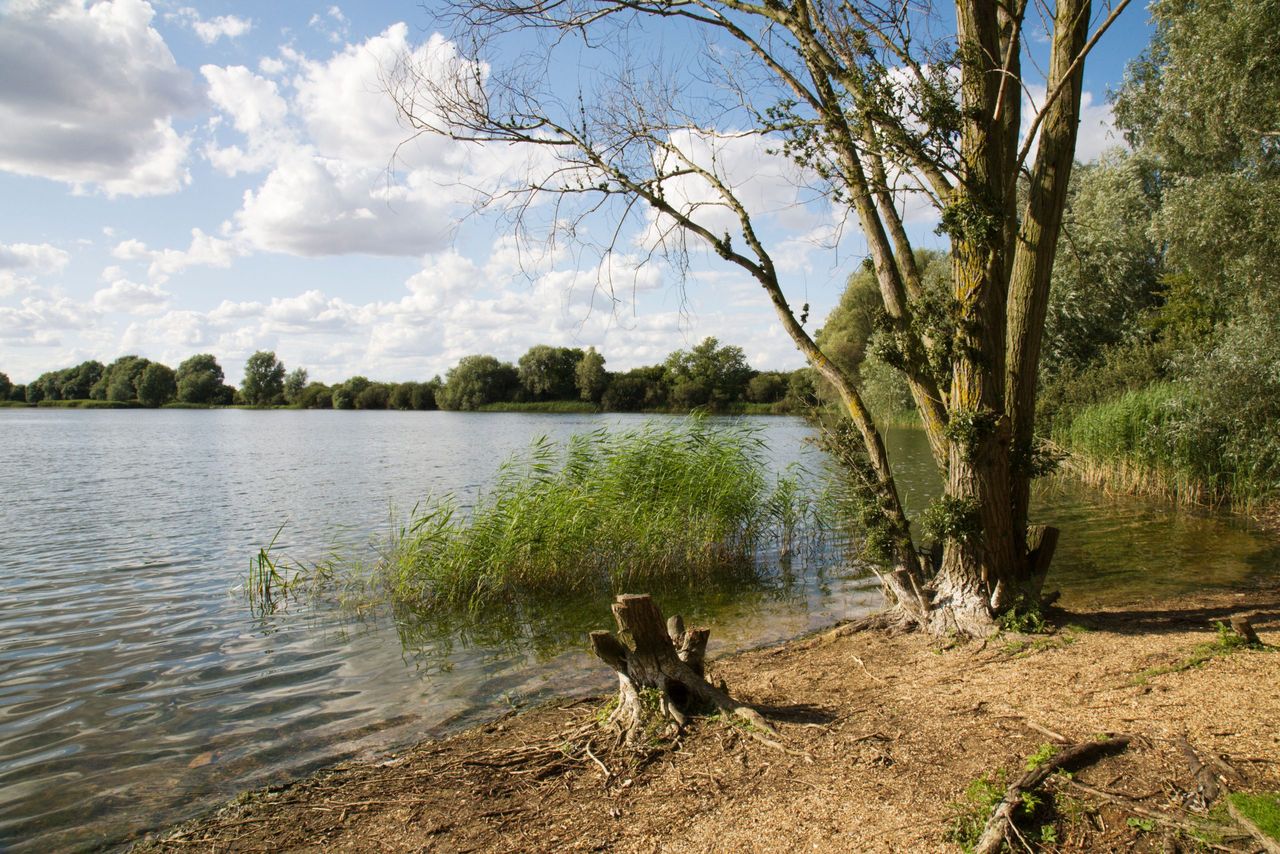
[589,594,775,747]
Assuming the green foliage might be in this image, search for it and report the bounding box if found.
[518,344,583,401]
[283,367,309,404]
[999,607,1050,636]
[241,350,286,406]
[176,354,232,404]
[296,381,333,409]
[944,408,1000,462]
[436,355,519,411]
[361,420,813,608]
[1044,151,1163,375]
[664,337,752,411]
[1047,0,1280,512]
[946,773,1008,852]
[0,371,10,401]
[1227,792,1280,842]
[1025,743,1057,770]
[573,346,607,403]
[919,496,982,544]
[1126,817,1156,833]
[136,362,177,407]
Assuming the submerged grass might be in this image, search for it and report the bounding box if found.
[365,419,815,610]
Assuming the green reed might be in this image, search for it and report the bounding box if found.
[367,419,815,609]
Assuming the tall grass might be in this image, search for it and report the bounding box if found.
[1055,381,1279,511]
[368,420,814,609]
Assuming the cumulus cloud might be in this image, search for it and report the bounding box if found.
[147,228,241,282]
[0,242,70,274]
[92,278,171,314]
[1022,86,1120,165]
[0,241,70,296]
[0,0,198,196]
[0,296,95,344]
[200,25,510,257]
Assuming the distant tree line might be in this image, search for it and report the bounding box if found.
[1,337,815,413]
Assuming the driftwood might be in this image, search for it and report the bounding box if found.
[973,736,1131,854]
[1178,735,1221,806]
[589,594,782,749]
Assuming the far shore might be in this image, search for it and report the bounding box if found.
[132,582,1280,853]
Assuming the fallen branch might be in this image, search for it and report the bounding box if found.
[973,736,1131,854]
[1177,734,1220,805]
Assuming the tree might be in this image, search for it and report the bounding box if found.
[177,354,231,404]
[59,361,104,400]
[1042,152,1162,374]
[356,382,391,410]
[435,355,519,410]
[241,351,286,406]
[665,338,751,411]
[89,355,150,402]
[136,362,177,407]
[575,347,607,403]
[411,377,442,410]
[518,345,584,400]
[332,376,370,410]
[283,367,309,405]
[394,0,1125,634]
[0,371,10,401]
[745,372,788,405]
[297,381,333,409]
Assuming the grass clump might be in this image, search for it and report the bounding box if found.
[1228,792,1280,841]
[1132,621,1269,684]
[946,773,1007,851]
[372,420,813,609]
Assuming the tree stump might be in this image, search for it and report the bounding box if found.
[589,594,775,746]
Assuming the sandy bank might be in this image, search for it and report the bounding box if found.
[133,584,1280,853]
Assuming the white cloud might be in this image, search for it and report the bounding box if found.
[1022,86,1120,165]
[111,238,151,261]
[193,14,251,44]
[0,296,95,344]
[0,241,70,296]
[92,278,171,314]
[1073,91,1121,163]
[0,0,198,196]
[0,242,70,274]
[258,56,286,76]
[201,64,292,174]
[147,228,241,281]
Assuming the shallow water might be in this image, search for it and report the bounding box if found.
[0,410,1274,851]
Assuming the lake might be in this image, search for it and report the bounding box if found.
[1,409,1275,851]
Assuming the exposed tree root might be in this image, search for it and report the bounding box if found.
[973,736,1131,854]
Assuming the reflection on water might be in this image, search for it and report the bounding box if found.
[0,411,1274,852]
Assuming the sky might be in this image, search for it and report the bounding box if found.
[0,0,1154,385]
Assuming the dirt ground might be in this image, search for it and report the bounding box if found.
[131,583,1280,853]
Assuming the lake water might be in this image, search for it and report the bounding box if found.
[1,409,1275,851]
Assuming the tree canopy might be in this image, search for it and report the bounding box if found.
[241,351,286,406]
[392,0,1126,633]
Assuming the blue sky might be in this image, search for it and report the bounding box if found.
[0,0,1153,384]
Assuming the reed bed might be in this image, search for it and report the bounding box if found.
[1054,382,1280,514]
[365,420,815,609]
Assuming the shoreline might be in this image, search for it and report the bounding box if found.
[131,582,1280,852]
